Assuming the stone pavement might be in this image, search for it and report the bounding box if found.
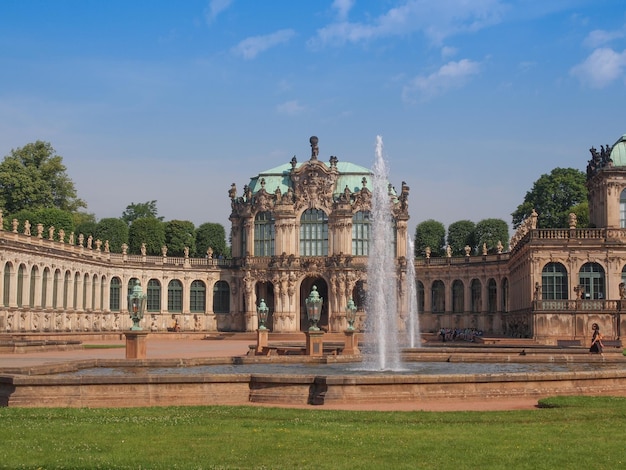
[0,336,541,411]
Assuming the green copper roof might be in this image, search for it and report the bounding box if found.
[248,160,374,196]
[610,134,626,167]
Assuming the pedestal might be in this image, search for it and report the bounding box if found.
[341,329,360,355]
[124,331,149,359]
[305,330,324,356]
[256,328,269,354]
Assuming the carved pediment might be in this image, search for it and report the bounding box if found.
[292,160,338,212]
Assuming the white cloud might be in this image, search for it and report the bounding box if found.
[583,27,626,48]
[570,47,626,88]
[332,0,355,21]
[205,0,233,24]
[403,59,481,101]
[232,29,295,59]
[309,0,505,48]
[441,46,457,58]
[276,100,305,116]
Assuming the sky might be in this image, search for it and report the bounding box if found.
[1,0,626,239]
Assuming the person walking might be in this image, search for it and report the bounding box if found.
[589,323,604,355]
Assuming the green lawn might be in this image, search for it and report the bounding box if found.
[1,396,625,469]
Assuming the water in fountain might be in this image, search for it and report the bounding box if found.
[365,135,401,370]
[406,238,421,348]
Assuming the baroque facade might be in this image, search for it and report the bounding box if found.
[1,135,626,345]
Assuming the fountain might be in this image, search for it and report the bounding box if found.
[365,135,402,370]
[406,238,421,348]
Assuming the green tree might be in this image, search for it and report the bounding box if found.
[122,200,162,225]
[447,220,476,256]
[95,218,129,253]
[165,220,196,257]
[0,141,86,214]
[414,219,445,257]
[196,222,228,258]
[512,168,588,229]
[128,218,165,255]
[475,218,509,253]
[74,221,97,243]
[5,208,37,231]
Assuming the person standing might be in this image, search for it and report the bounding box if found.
[589,323,604,355]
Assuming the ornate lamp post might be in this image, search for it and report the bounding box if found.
[128,281,147,331]
[305,285,324,356]
[342,297,360,356]
[345,297,357,331]
[125,281,148,359]
[257,299,269,330]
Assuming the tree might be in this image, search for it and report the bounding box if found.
[475,218,509,253]
[165,220,196,257]
[74,221,97,243]
[447,220,476,256]
[512,168,588,229]
[122,200,162,225]
[414,219,445,257]
[95,218,129,252]
[128,218,165,255]
[196,223,228,258]
[0,141,86,214]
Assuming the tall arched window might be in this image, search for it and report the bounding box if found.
[417,281,424,313]
[431,280,445,313]
[619,189,626,228]
[53,270,60,308]
[352,211,370,256]
[542,263,568,300]
[452,280,464,313]
[147,279,161,312]
[300,209,328,256]
[579,262,605,299]
[190,280,206,313]
[41,268,49,309]
[3,262,12,307]
[501,278,509,312]
[213,281,230,313]
[29,266,38,307]
[17,264,25,308]
[63,271,70,309]
[488,278,497,313]
[254,211,275,256]
[110,277,121,311]
[168,279,183,312]
[471,279,482,313]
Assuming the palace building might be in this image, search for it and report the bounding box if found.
[1,134,625,345]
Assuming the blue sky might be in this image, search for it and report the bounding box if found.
[1,0,625,238]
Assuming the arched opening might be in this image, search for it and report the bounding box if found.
[431,280,445,313]
[542,262,568,300]
[452,280,464,313]
[579,262,605,299]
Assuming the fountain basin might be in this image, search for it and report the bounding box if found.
[2,353,626,408]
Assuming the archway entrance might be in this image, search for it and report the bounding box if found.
[300,277,328,332]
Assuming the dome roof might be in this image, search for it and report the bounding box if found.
[610,134,626,167]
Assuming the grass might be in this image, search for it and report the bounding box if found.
[1,396,625,469]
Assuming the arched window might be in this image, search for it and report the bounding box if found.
[110,277,121,311]
[63,271,70,309]
[501,278,509,312]
[190,280,206,313]
[254,211,275,256]
[29,266,38,307]
[488,278,497,313]
[17,264,25,308]
[579,262,605,299]
[213,281,230,314]
[3,262,12,307]
[300,209,328,256]
[542,263,568,300]
[73,272,80,310]
[146,279,161,312]
[452,280,464,313]
[41,268,49,309]
[168,279,183,312]
[471,279,482,313]
[619,189,626,228]
[417,281,424,313]
[352,211,371,256]
[53,270,60,308]
[431,280,445,313]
